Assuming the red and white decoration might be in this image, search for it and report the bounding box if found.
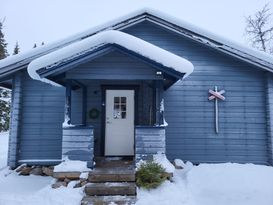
[208,86,225,133]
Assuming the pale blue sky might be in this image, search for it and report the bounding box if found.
[0,0,272,53]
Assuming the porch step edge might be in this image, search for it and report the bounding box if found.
[81,195,136,205]
[53,171,81,180]
[85,182,136,196]
[88,172,135,182]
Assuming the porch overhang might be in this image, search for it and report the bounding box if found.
[27,30,194,88]
[39,45,184,89]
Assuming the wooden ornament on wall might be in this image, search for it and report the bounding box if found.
[208,86,225,134]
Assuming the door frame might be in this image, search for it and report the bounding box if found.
[100,85,139,156]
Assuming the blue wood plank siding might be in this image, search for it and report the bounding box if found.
[62,126,94,168]
[135,126,166,161]
[17,71,65,165]
[8,20,272,166]
[124,21,270,164]
[8,71,23,168]
[65,50,159,80]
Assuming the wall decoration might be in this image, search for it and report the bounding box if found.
[208,86,225,133]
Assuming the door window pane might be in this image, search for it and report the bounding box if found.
[121,112,126,119]
[121,97,126,103]
[121,104,126,111]
[113,96,127,119]
[114,97,120,103]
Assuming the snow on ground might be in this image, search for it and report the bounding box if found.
[137,162,273,205]
[1,134,273,205]
[0,168,83,205]
[0,133,84,205]
[0,132,9,170]
[54,157,91,172]
[153,153,175,173]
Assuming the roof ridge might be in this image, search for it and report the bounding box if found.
[0,7,272,76]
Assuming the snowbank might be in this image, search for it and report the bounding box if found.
[0,139,84,205]
[137,161,273,205]
[0,168,83,205]
[0,132,9,169]
[54,157,91,172]
[153,153,175,173]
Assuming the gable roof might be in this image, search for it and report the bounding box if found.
[27,30,193,85]
[0,8,273,80]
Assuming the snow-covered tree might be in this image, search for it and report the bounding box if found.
[245,4,273,54]
[0,21,8,60]
[0,88,11,131]
[0,20,11,131]
[13,41,20,55]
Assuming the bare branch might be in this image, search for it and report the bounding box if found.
[244,3,273,53]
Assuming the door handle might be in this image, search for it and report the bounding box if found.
[106,121,112,124]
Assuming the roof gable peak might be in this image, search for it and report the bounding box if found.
[0,7,273,79]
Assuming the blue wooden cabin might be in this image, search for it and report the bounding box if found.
[1,9,273,168]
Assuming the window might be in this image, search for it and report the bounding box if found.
[113,97,127,119]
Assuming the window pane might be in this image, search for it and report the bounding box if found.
[121,104,126,111]
[114,104,120,110]
[113,96,127,119]
[114,110,121,119]
[121,97,126,103]
[114,97,120,103]
[121,112,126,119]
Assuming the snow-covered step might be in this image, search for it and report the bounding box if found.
[88,169,135,182]
[85,182,136,196]
[81,195,136,205]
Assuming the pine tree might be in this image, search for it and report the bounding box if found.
[33,43,37,48]
[41,42,44,46]
[0,20,11,131]
[13,41,20,55]
[0,88,11,131]
[0,21,8,60]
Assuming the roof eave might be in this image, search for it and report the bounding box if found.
[1,9,273,80]
[37,43,185,80]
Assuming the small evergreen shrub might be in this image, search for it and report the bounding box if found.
[136,161,167,189]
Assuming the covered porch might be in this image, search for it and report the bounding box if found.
[61,75,170,168]
[29,30,193,168]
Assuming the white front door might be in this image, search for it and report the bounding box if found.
[105,90,135,156]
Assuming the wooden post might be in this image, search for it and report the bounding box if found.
[82,86,87,126]
[64,83,72,125]
[8,71,23,168]
[155,80,164,126]
[215,86,219,134]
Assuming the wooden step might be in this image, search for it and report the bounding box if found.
[81,195,136,205]
[53,172,81,180]
[95,157,134,168]
[85,182,136,196]
[88,170,135,182]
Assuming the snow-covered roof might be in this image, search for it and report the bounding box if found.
[0,8,273,78]
[27,30,194,85]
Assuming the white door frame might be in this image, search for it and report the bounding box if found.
[103,88,136,156]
